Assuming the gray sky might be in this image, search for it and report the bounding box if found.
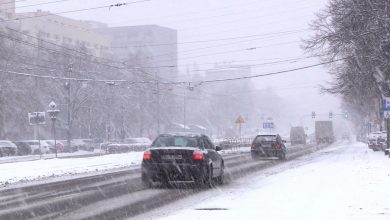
[16,0,341,125]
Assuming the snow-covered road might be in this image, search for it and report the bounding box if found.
[0,147,249,186]
[139,142,390,220]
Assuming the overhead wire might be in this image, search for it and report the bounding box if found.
[0,0,152,22]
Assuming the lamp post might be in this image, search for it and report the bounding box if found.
[47,101,60,158]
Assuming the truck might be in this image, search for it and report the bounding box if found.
[290,126,306,145]
[315,121,334,144]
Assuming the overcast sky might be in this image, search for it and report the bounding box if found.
[15,0,341,126]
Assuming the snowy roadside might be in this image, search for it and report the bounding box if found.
[0,150,106,165]
[0,151,143,186]
[138,142,390,220]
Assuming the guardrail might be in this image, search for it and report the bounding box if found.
[214,138,252,151]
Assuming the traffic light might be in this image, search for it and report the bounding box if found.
[344,111,349,120]
[311,111,316,119]
[329,112,333,119]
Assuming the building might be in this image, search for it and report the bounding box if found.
[15,10,111,57]
[0,0,15,19]
[97,25,178,80]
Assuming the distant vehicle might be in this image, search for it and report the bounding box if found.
[13,141,32,156]
[71,139,94,152]
[107,137,151,153]
[141,133,224,188]
[0,140,17,157]
[251,134,286,160]
[42,140,65,153]
[341,133,351,141]
[315,121,334,144]
[367,132,381,151]
[290,126,306,145]
[18,140,51,154]
[376,131,387,151]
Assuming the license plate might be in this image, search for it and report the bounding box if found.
[162,154,182,160]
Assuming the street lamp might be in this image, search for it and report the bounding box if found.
[47,101,60,158]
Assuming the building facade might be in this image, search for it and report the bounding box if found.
[97,25,178,80]
[0,0,15,19]
[16,10,111,57]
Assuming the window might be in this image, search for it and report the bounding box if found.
[151,136,198,148]
[255,135,276,143]
[203,136,215,150]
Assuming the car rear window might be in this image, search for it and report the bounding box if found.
[255,135,276,142]
[152,136,198,148]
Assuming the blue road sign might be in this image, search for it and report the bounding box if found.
[384,97,390,111]
[263,122,274,129]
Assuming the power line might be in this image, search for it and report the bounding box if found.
[0,0,31,6]
[2,59,345,86]
[112,28,309,48]
[0,0,152,22]
[199,59,346,84]
[151,40,300,65]
[3,0,72,10]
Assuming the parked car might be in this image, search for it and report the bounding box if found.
[0,140,17,157]
[107,137,152,153]
[376,131,387,151]
[368,132,381,151]
[141,133,224,188]
[71,139,94,152]
[42,140,65,153]
[251,134,287,160]
[18,140,51,154]
[13,141,32,156]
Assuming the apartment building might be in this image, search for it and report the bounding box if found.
[15,10,111,57]
[97,25,178,80]
[0,0,15,19]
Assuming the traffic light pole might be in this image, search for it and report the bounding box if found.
[387,119,390,151]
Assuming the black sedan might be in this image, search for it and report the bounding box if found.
[251,134,286,160]
[141,133,224,188]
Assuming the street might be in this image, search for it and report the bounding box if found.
[138,141,390,220]
[0,144,314,219]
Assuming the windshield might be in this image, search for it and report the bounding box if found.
[255,136,276,142]
[152,136,198,148]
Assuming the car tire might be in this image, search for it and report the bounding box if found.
[278,151,286,160]
[216,162,224,185]
[198,165,213,188]
[141,173,152,188]
[251,153,259,160]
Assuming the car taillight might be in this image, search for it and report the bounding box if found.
[251,144,256,149]
[143,150,152,160]
[192,149,204,160]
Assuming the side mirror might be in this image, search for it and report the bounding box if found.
[215,145,222,151]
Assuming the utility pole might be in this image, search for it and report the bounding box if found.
[183,87,186,131]
[106,81,116,142]
[66,64,73,150]
[156,81,161,134]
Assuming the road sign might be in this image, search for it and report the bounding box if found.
[28,112,46,125]
[384,97,390,111]
[384,111,390,119]
[235,115,245,124]
[263,122,274,129]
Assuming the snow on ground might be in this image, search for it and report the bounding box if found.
[139,142,390,220]
[0,146,250,187]
[0,150,105,164]
[0,151,143,185]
